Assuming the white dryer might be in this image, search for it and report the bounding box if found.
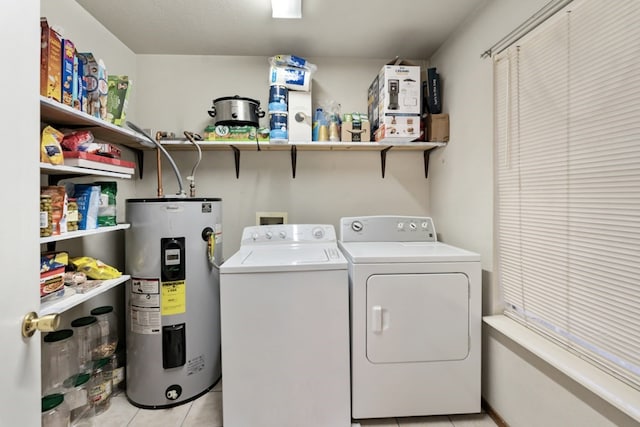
[220,224,351,427]
[338,216,481,419]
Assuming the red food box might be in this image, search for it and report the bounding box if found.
[40,266,65,298]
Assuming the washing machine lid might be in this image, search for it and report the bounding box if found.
[338,241,480,263]
[221,244,347,273]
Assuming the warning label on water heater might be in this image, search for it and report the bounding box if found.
[161,280,186,315]
[130,278,161,334]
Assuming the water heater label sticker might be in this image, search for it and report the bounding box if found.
[161,280,186,315]
[130,307,161,334]
[187,354,205,376]
[130,278,161,334]
[131,278,160,294]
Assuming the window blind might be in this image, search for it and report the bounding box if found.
[494,0,640,389]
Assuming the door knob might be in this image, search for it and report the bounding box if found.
[21,311,60,338]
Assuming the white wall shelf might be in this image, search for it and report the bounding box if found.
[40,96,144,149]
[39,275,130,316]
[40,224,131,245]
[40,163,132,180]
[40,96,145,178]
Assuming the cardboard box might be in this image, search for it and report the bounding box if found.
[341,120,371,142]
[78,52,108,119]
[40,18,62,102]
[72,54,83,110]
[367,76,379,134]
[288,91,312,141]
[203,125,269,142]
[63,151,135,175]
[371,58,421,142]
[61,39,75,107]
[269,66,312,92]
[427,113,450,142]
[107,75,132,126]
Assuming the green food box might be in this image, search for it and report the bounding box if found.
[107,75,132,126]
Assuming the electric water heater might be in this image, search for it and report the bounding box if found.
[124,198,223,408]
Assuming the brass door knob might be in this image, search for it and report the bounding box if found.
[21,312,60,338]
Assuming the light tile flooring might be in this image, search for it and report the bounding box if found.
[93,379,498,427]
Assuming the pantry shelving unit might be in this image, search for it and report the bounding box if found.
[159,139,448,178]
[40,97,137,316]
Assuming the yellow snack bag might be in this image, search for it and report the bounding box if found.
[41,125,64,165]
[71,256,122,280]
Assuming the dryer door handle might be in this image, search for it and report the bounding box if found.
[371,305,383,333]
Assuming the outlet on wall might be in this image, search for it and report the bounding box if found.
[256,212,288,226]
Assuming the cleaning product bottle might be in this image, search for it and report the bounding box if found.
[312,108,323,141]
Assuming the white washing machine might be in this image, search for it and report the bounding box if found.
[338,215,481,419]
[219,224,352,427]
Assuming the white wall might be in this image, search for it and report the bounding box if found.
[429,0,637,425]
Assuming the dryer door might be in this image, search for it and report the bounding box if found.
[366,273,469,363]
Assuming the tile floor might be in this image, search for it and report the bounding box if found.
[93,379,498,427]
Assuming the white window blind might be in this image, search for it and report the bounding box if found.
[495,0,640,389]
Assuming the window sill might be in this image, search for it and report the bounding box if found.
[483,315,640,423]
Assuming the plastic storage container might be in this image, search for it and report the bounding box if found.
[71,316,101,371]
[89,306,118,359]
[65,372,92,425]
[42,329,77,395]
[88,358,113,416]
[42,393,70,427]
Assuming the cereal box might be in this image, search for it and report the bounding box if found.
[107,76,132,126]
[40,18,62,102]
[61,39,75,107]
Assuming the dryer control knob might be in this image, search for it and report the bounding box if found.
[279,231,287,239]
[351,221,363,232]
[251,232,259,241]
[397,222,405,230]
[312,227,324,239]
[409,222,417,230]
[265,231,273,239]
[421,221,429,229]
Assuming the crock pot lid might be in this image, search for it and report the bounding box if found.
[213,95,260,104]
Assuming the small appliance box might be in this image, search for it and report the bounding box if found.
[372,59,421,142]
[288,91,312,141]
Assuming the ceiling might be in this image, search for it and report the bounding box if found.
[75,0,486,59]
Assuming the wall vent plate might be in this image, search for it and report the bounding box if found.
[256,211,288,225]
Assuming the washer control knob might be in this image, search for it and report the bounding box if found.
[251,232,259,241]
[279,231,287,239]
[265,231,273,239]
[351,221,363,232]
[421,221,429,229]
[409,222,417,230]
[397,222,405,230]
[312,227,324,239]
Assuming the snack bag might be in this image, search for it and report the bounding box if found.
[71,256,122,280]
[40,126,64,165]
[94,181,117,227]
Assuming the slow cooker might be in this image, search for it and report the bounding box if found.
[208,95,265,127]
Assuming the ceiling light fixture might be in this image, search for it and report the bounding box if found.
[271,0,302,19]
